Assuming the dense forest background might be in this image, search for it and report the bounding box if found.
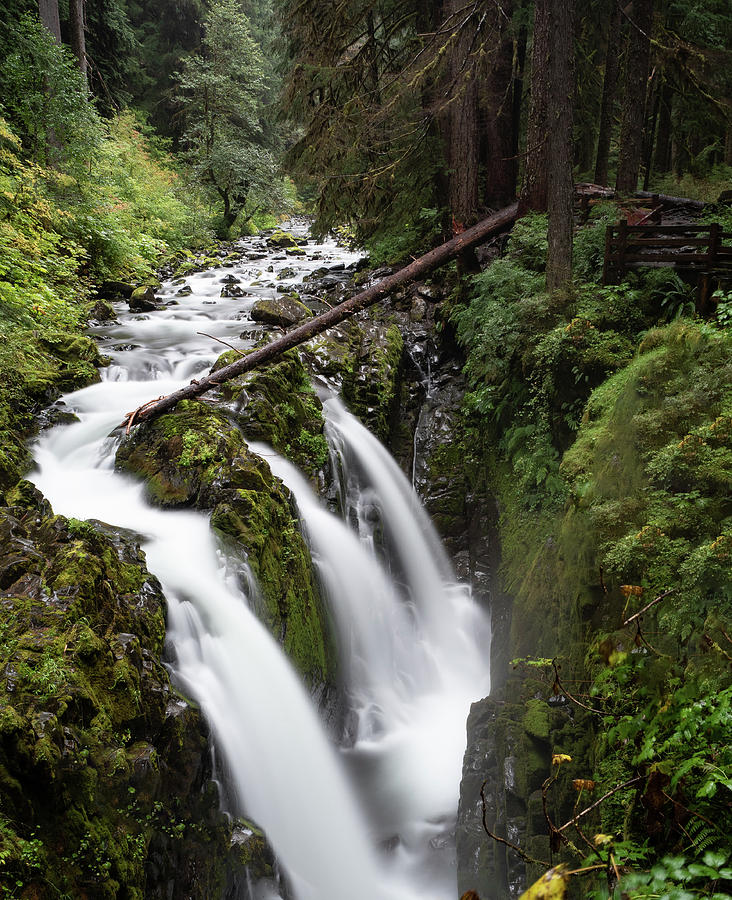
[0,0,730,898]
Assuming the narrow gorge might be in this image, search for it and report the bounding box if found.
[2,223,505,898]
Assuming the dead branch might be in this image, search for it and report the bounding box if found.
[480,780,551,869]
[558,777,643,833]
[551,659,605,716]
[623,589,676,626]
[197,331,246,358]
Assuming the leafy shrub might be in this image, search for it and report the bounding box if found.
[0,15,103,171]
[572,203,620,282]
[365,206,445,266]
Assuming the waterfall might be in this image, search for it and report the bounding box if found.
[29,223,491,900]
[255,399,491,897]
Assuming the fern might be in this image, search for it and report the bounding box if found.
[685,816,725,856]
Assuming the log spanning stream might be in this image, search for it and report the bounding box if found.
[29,224,492,899]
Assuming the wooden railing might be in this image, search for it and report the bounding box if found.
[602,222,732,286]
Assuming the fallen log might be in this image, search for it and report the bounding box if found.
[120,202,519,431]
[634,190,706,210]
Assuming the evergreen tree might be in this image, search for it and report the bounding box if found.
[176,0,278,233]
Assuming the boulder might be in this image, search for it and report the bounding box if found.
[97,280,134,300]
[250,296,312,328]
[129,286,159,312]
[266,230,300,250]
[88,299,116,323]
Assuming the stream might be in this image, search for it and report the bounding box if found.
[29,223,492,899]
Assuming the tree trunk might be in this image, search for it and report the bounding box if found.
[653,76,673,173]
[121,203,520,430]
[447,0,480,229]
[512,22,527,164]
[642,70,660,190]
[38,0,62,42]
[594,0,623,186]
[725,121,732,167]
[519,0,550,212]
[615,0,654,195]
[481,0,517,209]
[546,0,575,292]
[221,190,236,230]
[69,0,88,81]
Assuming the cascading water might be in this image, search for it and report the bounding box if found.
[29,223,491,899]
[257,400,491,897]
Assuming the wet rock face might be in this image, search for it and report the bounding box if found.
[0,482,244,898]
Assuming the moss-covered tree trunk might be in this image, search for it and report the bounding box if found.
[519,0,550,213]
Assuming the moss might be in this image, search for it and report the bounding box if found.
[0,329,101,494]
[0,501,241,898]
[342,322,404,442]
[117,392,337,688]
[116,400,248,507]
[216,351,329,478]
[523,698,550,741]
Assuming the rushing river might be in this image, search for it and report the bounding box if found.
[30,223,491,899]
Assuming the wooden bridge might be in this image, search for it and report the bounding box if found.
[602,222,732,305]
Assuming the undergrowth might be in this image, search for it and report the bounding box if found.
[453,204,732,898]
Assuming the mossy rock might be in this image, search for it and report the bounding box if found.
[250,296,312,328]
[213,351,329,478]
[303,320,405,443]
[116,398,336,689]
[0,493,241,897]
[265,230,300,250]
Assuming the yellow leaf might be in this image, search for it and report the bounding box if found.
[620,584,644,597]
[552,754,572,767]
[519,865,569,900]
[572,779,596,792]
[593,833,613,847]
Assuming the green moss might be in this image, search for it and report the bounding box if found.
[0,500,242,898]
[218,351,329,477]
[118,392,337,688]
[523,698,550,741]
[341,322,404,441]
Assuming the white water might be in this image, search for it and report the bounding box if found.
[29,223,491,899]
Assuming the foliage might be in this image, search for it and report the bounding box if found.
[0,15,103,171]
[457,204,732,896]
[176,0,289,235]
[365,206,445,266]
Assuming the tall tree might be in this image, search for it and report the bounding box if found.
[593,0,623,185]
[519,0,550,212]
[38,0,62,42]
[69,0,87,81]
[546,0,574,291]
[480,0,517,209]
[446,0,480,230]
[615,0,653,194]
[176,0,277,233]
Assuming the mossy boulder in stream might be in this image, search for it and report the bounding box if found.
[116,398,337,692]
[0,483,245,898]
[213,351,329,478]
